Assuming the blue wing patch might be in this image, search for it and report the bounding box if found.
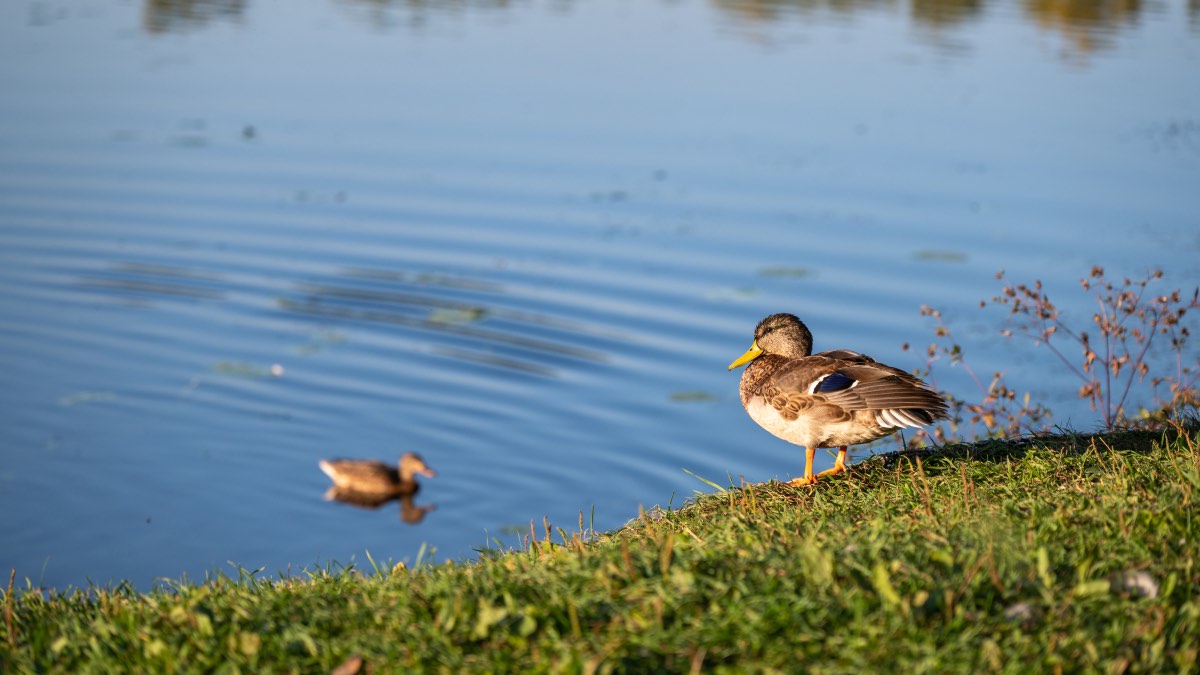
[813,372,856,393]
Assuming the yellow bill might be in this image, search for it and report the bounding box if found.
[727,341,763,370]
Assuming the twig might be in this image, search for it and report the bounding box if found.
[680,525,705,545]
[1040,336,1089,387]
[1113,320,1159,422]
[1098,295,1115,425]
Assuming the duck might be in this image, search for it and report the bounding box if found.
[318,451,435,496]
[728,313,947,486]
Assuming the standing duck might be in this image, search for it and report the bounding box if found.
[318,451,435,496]
[728,313,947,486]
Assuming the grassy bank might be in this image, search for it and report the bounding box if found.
[4,429,1199,672]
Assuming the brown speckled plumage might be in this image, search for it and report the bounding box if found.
[318,451,435,496]
[729,313,947,486]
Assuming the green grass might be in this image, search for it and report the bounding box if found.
[4,429,1199,672]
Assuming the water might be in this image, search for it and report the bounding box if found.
[1,0,1198,591]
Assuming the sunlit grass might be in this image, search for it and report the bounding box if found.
[3,427,1198,671]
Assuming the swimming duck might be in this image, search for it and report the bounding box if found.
[318,452,435,496]
[728,313,947,486]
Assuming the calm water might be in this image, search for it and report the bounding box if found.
[2,0,1198,591]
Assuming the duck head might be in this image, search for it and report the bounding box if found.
[728,313,814,370]
[399,452,437,480]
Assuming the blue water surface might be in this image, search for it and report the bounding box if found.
[1,0,1198,590]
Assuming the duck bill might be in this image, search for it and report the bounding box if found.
[418,468,437,478]
[727,342,763,370]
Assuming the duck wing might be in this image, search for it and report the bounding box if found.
[319,459,400,490]
[765,351,947,428]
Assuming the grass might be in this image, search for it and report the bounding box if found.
[3,428,1199,672]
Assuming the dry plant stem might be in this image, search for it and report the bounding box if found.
[915,267,1196,443]
[912,306,1050,441]
[992,267,1198,430]
[1110,303,1156,423]
[1093,279,1151,424]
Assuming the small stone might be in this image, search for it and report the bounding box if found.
[1003,601,1034,623]
[1111,570,1158,599]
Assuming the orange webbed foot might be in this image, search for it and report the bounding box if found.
[787,447,849,486]
[815,464,847,478]
[815,446,849,479]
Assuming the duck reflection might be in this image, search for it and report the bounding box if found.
[319,452,436,524]
[143,0,245,34]
[323,488,437,524]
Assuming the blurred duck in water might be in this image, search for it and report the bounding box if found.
[319,451,435,496]
[319,452,437,524]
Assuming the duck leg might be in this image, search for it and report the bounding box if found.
[786,444,819,487]
[787,445,848,487]
[815,446,849,478]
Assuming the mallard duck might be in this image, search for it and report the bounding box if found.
[318,452,435,496]
[728,313,947,486]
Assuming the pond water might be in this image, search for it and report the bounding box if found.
[1,0,1198,591]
